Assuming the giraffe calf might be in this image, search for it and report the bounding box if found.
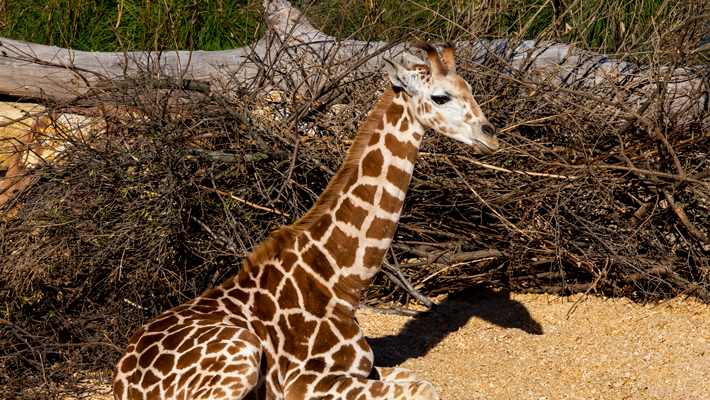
[114,41,498,400]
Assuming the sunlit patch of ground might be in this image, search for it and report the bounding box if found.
[64,291,710,400]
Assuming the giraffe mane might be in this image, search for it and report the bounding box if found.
[242,87,398,271]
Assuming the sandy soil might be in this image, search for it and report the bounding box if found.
[361,288,710,400]
[72,289,710,400]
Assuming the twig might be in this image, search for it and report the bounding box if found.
[389,244,504,268]
[418,258,498,286]
[565,258,608,319]
[452,154,579,180]
[661,187,710,243]
[498,112,573,133]
[190,216,242,256]
[198,184,291,217]
[443,156,532,239]
[358,301,430,317]
[383,247,437,310]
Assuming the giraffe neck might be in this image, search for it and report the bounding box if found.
[238,88,423,315]
[297,87,424,307]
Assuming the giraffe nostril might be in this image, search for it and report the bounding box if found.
[481,123,497,137]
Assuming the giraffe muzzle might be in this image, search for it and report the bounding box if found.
[471,122,499,154]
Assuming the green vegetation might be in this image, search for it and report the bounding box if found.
[0,0,703,56]
[0,0,263,51]
[298,0,699,56]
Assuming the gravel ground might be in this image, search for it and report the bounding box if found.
[361,288,710,400]
[68,289,709,400]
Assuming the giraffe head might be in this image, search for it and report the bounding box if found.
[383,42,499,154]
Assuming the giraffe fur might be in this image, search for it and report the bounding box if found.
[113,42,499,400]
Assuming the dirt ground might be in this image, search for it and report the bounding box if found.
[73,289,709,400]
[361,288,710,400]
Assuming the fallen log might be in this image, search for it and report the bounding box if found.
[0,1,707,128]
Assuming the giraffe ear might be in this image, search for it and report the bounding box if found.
[401,53,426,69]
[383,58,420,94]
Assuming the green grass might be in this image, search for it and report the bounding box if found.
[0,0,706,59]
[0,0,263,51]
[296,0,698,56]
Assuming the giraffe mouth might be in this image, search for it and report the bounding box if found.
[472,139,498,154]
[456,122,499,154]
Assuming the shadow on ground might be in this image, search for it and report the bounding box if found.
[366,287,543,367]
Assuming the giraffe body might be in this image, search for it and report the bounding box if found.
[114,42,498,400]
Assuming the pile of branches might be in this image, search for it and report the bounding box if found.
[370,50,710,308]
[1,33,709,400]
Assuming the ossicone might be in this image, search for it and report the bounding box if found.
[413,41,456,76]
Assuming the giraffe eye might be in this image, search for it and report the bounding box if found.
[431,95,450,105]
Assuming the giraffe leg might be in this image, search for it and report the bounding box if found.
[371,367,419,383]
[286,374,439,400]
[114,324,263,400]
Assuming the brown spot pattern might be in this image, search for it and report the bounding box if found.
[369,381,388,397]
[386,103,404,126]
[138,345,159,369]
[221,278,236,290]
[346,386,364,400]
[309,213,332,241]
[368,132,380,146]
[361,149,384,177]
[335,197,367,230]
[176,335,197,353]
[297,234,310,252]
[259,264,284,296]
[366,217,395,240]
[120,354,137,374]
[250,292,276,321]
[305,357,326,373]
[379,189,404,214]
[237,273,257,289]
[176,347,202,370]
[281,250,298,272]
[282,313,314,360]
[343,164,359,193]
[302,245,335,281]
[362,246,385,269]
[154,353,175,376]
[324,226,359,269]
[399,116,409,132]
[334,275,371,309]
[394,385,405,397]
[277,278,300,309]
[135,333,162,353]
[351,184,376,205]
[195,327,219,345]
[226,287,250,304]
[142,369,160,388]
[357,356,373,374]
[331,344,357,372]
[384,133,417,163]
[386,165,410,191]
[292,266,332,318]
[312,321,340,355]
